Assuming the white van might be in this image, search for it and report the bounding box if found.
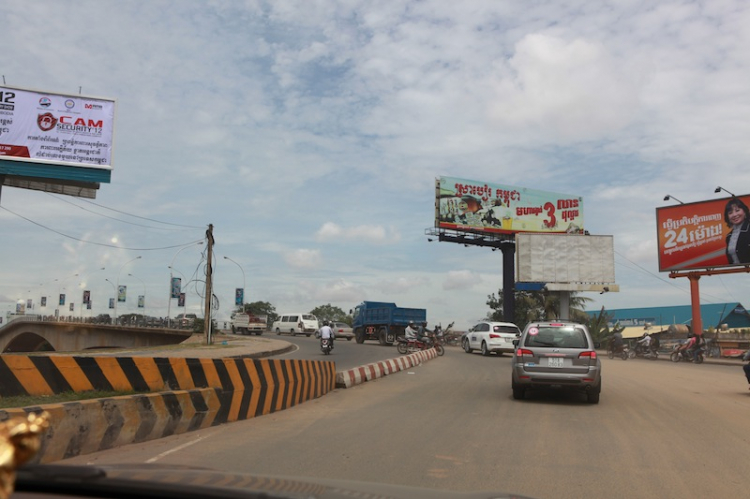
[271,313,319,336]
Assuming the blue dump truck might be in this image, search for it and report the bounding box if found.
[351,301,427,345]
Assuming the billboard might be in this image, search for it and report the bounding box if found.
[516,233,616,286]
[656,195,750,271]
[436,176,583,235]
[0,85,115,169]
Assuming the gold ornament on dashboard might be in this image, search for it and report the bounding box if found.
[0,412,49,499]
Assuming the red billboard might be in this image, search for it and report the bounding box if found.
[656,195,750,271]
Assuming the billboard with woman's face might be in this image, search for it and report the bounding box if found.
[656,195,750,271]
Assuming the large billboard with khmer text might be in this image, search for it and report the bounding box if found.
[436,176,584,235]
[0,85,115,170]
[656,195,750,272]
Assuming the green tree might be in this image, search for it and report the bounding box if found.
[310,304,350,324]
[486,289,592,330]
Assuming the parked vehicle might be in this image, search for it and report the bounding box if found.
[320,337,332,355]
[670,344,704,363]
[350,301,426,346]
[231,312,267,335]
[271,313,319,336]
[512,321,602,404]
[331,321,354,341]
[462,321,521,356]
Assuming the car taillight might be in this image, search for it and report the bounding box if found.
[517,348,534,359]
[489,333,500,339]
[579,351,597,360]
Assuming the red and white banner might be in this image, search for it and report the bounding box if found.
[0,85,114,169]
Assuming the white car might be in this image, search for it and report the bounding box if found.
[462,321,521,356]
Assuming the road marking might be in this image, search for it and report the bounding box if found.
[145,436,207,463]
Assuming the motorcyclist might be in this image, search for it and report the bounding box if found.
[636,333,652,354]
[678,333,699,360]
[405,321,419,342]
[610,329,624,354]
[417,321,432,347]
[318,320,335,350]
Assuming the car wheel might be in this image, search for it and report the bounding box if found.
[512,381,525,400]
[275,328,281,335]
[355,328,365,344]
[481,342,490,356]
[587,381,601,404]
[346,337,352,341]
[463,338,473,353]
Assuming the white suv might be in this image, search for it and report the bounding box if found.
[462,321,521,356]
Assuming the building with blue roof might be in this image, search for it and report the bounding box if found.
[585,302,750,333]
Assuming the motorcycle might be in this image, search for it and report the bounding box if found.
[670,344,704,364]
[606,339,629,360]
[320,337,332,355]
[396,334,444,356]
[629,342,659,360]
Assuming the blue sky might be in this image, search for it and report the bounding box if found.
[2,0,750,329]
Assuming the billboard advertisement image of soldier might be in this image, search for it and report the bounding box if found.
[27,299,32,310]
[235,288,244,306]
[117,285,127,303]
[138,295,145,308]
[436,176,584,235]
[41,296,46,307]
[83,290,90,304]
[178,293,185,307]
[109,298,115,309]
[59,293,65,306]
[171,277,181,299]
[656,194,750,271]
[87,301,92,310]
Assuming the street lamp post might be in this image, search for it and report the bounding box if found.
[168,242,203,326]
[223,256,246,308]
[115,256,141,325]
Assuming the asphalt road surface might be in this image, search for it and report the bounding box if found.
[62,348,750,499]
[268,333,406,370]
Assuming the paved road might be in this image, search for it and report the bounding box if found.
[62,348,750,499]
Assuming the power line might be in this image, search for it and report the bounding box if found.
[53,194,205,229]
[0,205,202,251]
[47,193,198,231]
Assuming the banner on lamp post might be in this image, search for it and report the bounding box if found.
[235,288,244,306]
[117,285,126,303]
[178,293,185,307]
[59,294,65,306]
[109,298,115,309]
[138,295,144,308]
[170,277,181,299]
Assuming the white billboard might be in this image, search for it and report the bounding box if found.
[516,233,616,286]
[0,85,115,170]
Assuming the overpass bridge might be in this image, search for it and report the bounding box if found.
[0,317,192,353]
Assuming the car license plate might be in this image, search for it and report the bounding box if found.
[547,357,564,368]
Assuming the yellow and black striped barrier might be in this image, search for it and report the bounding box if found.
[0,356,335,463]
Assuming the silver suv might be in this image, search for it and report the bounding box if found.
[511,321,601,404]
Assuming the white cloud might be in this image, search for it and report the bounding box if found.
[284,249,322,269]
[315,222,400,244]
[442,270,484,291]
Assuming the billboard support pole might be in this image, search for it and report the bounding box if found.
[502,242,515,324]
[670,266,750,335]
[688,274,702,335]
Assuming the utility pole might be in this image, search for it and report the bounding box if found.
[204,224,214,345]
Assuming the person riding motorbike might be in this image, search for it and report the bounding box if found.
[318,320,335,350]
[636,333,652,354]
[609,329,624,354]
[405,321,418,342]
[417,321,432,347]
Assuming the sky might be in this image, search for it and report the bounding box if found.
[2,0,750,330]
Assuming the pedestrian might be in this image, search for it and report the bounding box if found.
[743,349,750,391]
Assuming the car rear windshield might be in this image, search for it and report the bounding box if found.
[493,325,520,334]
[302,315,316,320]
[524,326,589,349]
